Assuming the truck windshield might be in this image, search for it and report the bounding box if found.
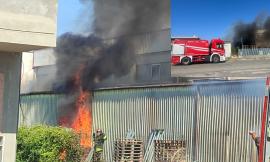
[216,44,224,49]
[172,44,184,55]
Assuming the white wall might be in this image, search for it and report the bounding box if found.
[0,133,16,162]
[33,48,56,67]
[21,49,57,94]
[21,52,35,94]
[224,43,232,58]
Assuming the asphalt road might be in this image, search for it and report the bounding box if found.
[171,57,270,78]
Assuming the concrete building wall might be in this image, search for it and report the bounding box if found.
[32,49,57,92]
[0,1,58,161]
[0,74,3,131]
[98,28,171,88]
[0,0,57,52]
[0,53,21,133]
[21,50,57,94]
[256,30,270,48]
[21,52,35,94]
[134,29,171,83]
[96,0,171,88]
[0,52,21,162]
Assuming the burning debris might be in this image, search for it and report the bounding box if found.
[232,14,270,48]
[55,0,168,149]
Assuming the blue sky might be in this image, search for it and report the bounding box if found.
[172,0,270,40]
[57,0,270,40]
[57,0,84,35]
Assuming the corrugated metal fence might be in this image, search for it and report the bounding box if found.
[19,94,62,126]
[196,96,263,162]
[239,48,270,56]
[19,79,267,162]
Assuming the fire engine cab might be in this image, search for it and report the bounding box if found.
[171,37,226,65]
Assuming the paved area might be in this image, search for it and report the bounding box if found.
[171,57,270,78]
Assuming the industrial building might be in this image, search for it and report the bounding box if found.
[21,25,171,93]
[256,29,270,48]
[19,79,266,162]
[15,1,270,162]
[21,0,171,93]
[0,1,57,161]
[238,30,270,57]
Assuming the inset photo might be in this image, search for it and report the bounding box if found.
[171,0,270,79]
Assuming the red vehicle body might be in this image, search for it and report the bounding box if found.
[171,38,226,65]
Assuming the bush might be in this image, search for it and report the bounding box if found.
[16,125,83,162]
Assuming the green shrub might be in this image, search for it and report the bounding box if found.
[16,125,83,162]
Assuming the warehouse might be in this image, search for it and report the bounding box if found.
[19,79,266,162]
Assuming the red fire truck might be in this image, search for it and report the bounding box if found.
[171,37,226,65]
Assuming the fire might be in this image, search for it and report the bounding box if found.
[71,90,92,148]
[59,66,93,148]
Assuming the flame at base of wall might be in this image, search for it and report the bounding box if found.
[72,90,92,148]
[59,89,92,149]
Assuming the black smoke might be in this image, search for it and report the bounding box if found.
[233,22,257,48]
[233,14,270,48]
[264,17,270,40]
[54,0,169,91]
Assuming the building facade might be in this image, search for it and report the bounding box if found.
[0,1,57,161]
[256,30,270,48]
[21,0,171,93]
[19,79,266,162]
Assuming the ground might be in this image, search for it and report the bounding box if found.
[171,57,270,78]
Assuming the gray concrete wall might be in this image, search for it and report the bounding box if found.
[134,0,171,84]
[0,1,58,161]
[134,29,171,84]
[93,29,171,88]
[0,52,21,133]
[21,50,57,94]
[0,74,3,131]
[0,52,22,162]
[0,0,57,52]
[97,0,171,88]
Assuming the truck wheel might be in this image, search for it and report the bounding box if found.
[212,55,220,63]
[181,57,191,65]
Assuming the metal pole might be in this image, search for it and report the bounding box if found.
[259,76,270,162]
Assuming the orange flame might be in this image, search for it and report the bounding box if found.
[59,66,92,148]
[71,90,92,148]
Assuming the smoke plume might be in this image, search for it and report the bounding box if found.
[232,14,270,48]
[55,0,169,141]
[55,0,169,91]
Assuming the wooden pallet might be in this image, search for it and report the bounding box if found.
[154,140,186,162]
[114,139,144,162]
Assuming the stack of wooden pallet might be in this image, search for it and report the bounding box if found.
[114,139,144,162]
[154,140,186,162]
